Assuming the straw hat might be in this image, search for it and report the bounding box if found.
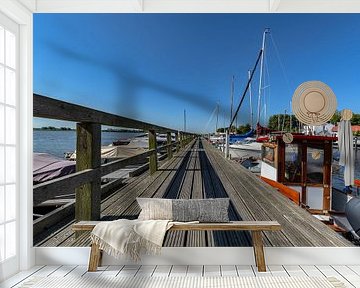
[292,81,337,126]
[341,109,353,121]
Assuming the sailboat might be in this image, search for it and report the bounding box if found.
[229,29,270,159]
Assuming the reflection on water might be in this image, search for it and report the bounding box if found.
[332,148,360,190]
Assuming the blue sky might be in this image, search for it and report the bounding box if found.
[34,14,360,133]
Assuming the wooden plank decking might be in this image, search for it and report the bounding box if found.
[2,265,360,288]
[35,138,352,248]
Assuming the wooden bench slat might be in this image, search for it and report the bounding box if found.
[73,221,281,232]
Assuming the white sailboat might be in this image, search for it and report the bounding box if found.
[229,138,262,159]
[229,29,270,160]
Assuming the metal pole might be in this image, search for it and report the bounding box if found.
[256,28,270,127]
[230,76,234,130]
[215,103,219,133]
[289,101,292,132]
[184,109,186,132]
[248,70,253,129]
[225,129,229,159]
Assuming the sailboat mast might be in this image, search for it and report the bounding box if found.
[230,75,235,131]
[184,109,186,132]
[248,70,253,129]
[256,28,270,128]
[215,103,219,133]
[289,101,292,132]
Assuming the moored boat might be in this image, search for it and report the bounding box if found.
[229,138,262,159]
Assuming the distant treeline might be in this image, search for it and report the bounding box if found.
[267,111,360,132]
[216,110,360,134]
[34,126,144,133]
[34,126,74,131]
[102,128,144,133]
[330,110,360,125]
[217,124,251,134]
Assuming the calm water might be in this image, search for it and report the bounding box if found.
[33,130,144,158]
[332,148,360,191]
[34,130,359,190]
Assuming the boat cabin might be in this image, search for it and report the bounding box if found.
[261,135,336,213]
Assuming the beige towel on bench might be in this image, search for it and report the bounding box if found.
[90,219,173,261]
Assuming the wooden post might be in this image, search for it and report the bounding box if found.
[149,129,157,174]
[301,142,307,207]
[75,123,101,221]
[176,132,180,153]
[179,132,183,148]
[251,231,266,272]
[225,129,230,159]
[167,132,173,160]
[88,243,102,272]
[323,142,332,212]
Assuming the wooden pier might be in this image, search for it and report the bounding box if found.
[33,94,352,248]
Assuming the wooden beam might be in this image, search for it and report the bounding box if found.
[33,200,75,237]
[75,123,101,221]
[175,132,180,153]
[251,231,266,272]
[100,178,124,197]
[260,176,300,205]
[33,169,98,206]
[180,132,184,148]
[100,149,155,176]
[148,129,158,174]
[167,132,173,159]
[34,94,177,133]
[73,221,282,231]
[88,243,102,272]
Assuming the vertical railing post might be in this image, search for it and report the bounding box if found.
[75,123,101,221]
[176,132,180,153]
[167,132,173,160]
[225,129,230,159]
[149,129,158,174]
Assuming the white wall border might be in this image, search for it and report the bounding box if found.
[0,0,34,281]
[34,0,270,13]
[31,0,360,13]
[36,247,360,266]
[1,0,360,281]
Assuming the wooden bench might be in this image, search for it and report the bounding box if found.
[72,220,281,273]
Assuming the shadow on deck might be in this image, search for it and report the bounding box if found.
[35,138,352,248]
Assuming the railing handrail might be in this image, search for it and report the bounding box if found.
[34,93,182,134]
[33,93,196,221]
[33,169,99,206]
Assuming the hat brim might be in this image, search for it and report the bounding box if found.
[292,81,337,126]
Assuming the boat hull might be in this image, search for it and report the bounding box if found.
[229,147,261,159]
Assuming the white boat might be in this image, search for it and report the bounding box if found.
[209,133,226,145]
[124,134,171,148]
[229,138,262,159]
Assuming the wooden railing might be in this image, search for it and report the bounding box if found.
[33,94,195,221]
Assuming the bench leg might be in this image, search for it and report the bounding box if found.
[88,243,102,272]
[251,231,266,272]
